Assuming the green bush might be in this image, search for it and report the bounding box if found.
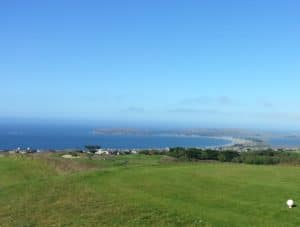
[167,148,300,165]
[217,151,239,162]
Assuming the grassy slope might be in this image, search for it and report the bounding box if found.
[1,154,300,226]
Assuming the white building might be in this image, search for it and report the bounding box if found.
[95,149,109,155]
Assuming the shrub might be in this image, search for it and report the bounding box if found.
[167,148,300,165]
[217,151,239,162]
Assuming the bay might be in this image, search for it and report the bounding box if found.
[0,124,230,150]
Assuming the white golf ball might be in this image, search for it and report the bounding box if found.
[287,199,294,208]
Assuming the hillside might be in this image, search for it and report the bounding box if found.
[1,154,300,226]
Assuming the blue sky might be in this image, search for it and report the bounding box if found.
[1,0,300,129]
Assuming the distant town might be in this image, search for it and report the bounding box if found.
[2,128,300,155]
[1,137,299,155]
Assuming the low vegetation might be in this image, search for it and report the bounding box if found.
[1,152,300,226]
[165,147,300,165]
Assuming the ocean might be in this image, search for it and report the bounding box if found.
[268,137,300,148]
[2,123,300,150]
[0,124,230,150]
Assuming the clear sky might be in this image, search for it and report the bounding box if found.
[1,0,300,129]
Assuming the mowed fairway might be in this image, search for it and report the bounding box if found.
[1,154,300,226]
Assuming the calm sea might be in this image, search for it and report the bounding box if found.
[268,138,300,148]
[0,124,230,150]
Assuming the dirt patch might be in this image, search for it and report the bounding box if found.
[62,154,80,159]
[159,156,178,163]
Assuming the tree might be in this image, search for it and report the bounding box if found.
[85,145,101,153]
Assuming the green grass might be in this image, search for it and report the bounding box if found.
[1,154,300,226]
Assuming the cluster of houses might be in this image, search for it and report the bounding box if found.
[4,144,284,155]
[1,146,140,155]
[91,148,138,155]
[82,145,169,155]
[6,147,39,154]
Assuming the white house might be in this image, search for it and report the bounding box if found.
[95,149,109,155]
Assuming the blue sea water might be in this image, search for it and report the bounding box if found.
[0,124,230,150]
[268,138,300,148]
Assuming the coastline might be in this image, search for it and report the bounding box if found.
[156,135,258,148]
